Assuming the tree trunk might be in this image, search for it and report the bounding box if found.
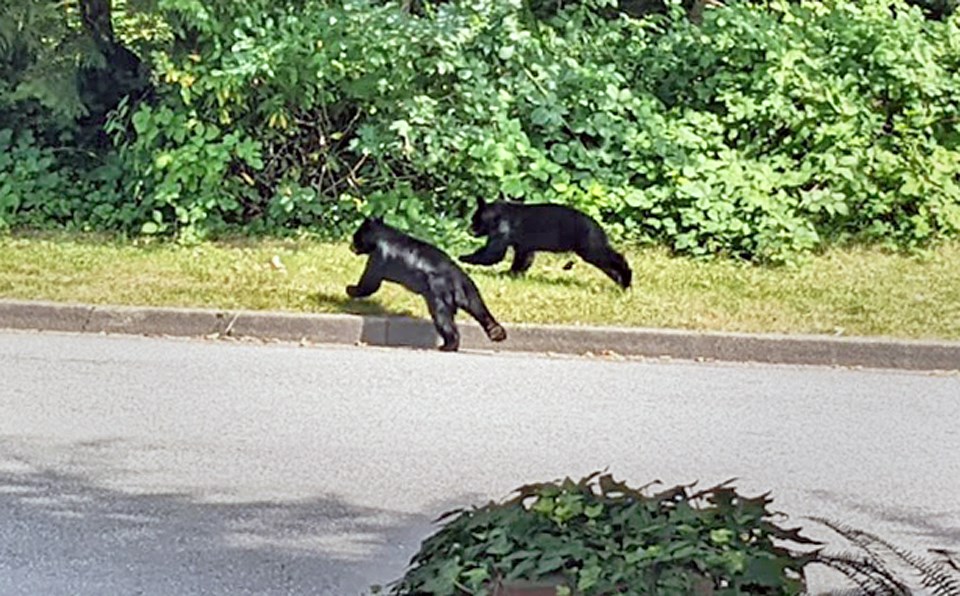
[79,0,116,50]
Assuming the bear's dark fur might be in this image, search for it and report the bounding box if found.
[460,197,632,289]
[347,216,507,351]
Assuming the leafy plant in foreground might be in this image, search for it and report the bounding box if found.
[388,472,819,594]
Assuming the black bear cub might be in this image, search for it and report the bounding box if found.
[460,197,632,289]
[347,216,507,352]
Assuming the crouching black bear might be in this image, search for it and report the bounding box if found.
[347,216,507,352]
[459,197,632,289]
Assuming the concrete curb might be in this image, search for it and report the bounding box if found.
[1,298,958,371]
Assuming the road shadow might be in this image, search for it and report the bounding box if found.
[361,316,441,350]
[313,291,442,350]
[0,457,450,595]
[807,488,960,545]
[1,441,938,596]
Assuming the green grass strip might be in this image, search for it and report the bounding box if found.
[2,233,959,340]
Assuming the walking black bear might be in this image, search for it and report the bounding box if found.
[459,197,632,289]
[347,216,507,352]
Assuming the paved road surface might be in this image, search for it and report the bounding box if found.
[1,330,958,595]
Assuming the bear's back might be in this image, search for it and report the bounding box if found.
[507,203,598,252]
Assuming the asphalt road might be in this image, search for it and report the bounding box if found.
[1,330,958,595]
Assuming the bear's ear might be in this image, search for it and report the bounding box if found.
[477,196,486,208]
[371,214,385,224]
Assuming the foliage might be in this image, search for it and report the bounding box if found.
[0,129,73,229]
[903,0,959,19]
[384,473,960,595]
[105,98,264,239]
[646,0,960,260]
[0,0,91,126]
[0,127,133,231]
[0,0,156,135]
[387,472,819,594]
[2,0,960,262]
[0,0,154,231]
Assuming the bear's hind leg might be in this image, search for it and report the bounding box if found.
[459,281,506,343]
[578,244,632,289]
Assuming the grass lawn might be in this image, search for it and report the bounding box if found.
[1,233,959,340]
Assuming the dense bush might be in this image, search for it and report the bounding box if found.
[628,0,960,260]
[0,129,128,230]
[0,0,157,232]
[384,473,960,595]
[386,473,818,594]
[0,129,70,229]
[2,0,960,262]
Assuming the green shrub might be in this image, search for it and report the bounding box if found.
[3,0,960,261]
[0,129,78,229]
[0,127,139,233]
[383,472,960,595]
[107,99,264,240]
[387,473,817,595]
[1,130,53,228]
[130,0,959,261]
[637,0,960,259]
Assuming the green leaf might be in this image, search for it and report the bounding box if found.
[744,555,787,587]
[132,110,151,134]
[389,119,411,139]
[535,554,564,575]
[461,566,490,587]
[585,503,604,519]
[710,528,733,545]
[155,153,174,169]
[500,174,525,197]
[421,557,462,593]
[577,563,602,592]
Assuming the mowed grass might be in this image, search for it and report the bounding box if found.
[1,232,959,340]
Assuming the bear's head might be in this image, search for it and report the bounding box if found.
[351,215,385,254]
[469,196,506,237]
